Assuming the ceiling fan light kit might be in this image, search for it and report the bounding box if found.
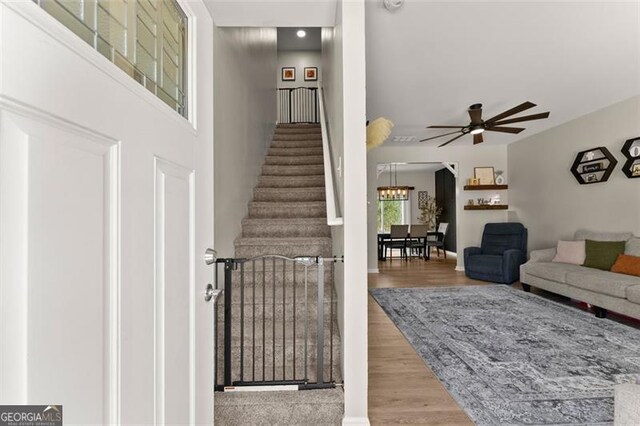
[420,101,551,147]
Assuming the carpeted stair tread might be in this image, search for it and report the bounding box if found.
[248,201,326,218]
[270,140,323,149]
[262,164,324,176]
[242,218,330,237]
[234,237,332,258]
[214,389,343,426]
[265,155,324,165]
[253,187,325,202]
[257,175,325,188]
[268,147,324,157]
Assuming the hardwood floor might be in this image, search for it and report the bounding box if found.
[367,254,640,425]
[368,255,482,425]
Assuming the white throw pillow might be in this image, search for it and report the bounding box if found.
[626,237,640,257]
[552,240,586,265]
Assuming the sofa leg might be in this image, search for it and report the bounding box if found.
[593,306,608,319]
[521,283,531,293]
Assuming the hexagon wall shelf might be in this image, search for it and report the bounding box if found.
[571,147,617,185]
[621,137,640,179]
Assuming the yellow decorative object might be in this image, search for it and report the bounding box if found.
[366,117,394,150]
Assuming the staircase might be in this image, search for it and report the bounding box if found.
[214,124,344,425]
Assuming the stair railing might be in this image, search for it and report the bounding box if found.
[317,86,343,226]
[213,255,342,391]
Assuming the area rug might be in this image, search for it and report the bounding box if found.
[370,285,640,426]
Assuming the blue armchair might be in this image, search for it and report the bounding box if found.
[464,223,528,284]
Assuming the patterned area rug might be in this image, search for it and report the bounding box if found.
[370,285,640,426]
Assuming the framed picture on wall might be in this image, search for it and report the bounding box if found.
[474,167,495,185]
[281,67,295,81]
[304,67,318,81]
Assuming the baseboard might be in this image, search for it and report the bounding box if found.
[367,268,379,274]
[342,417,370,426]
[455,265,465,272]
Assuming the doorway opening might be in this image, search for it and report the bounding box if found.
[376,162,458,265]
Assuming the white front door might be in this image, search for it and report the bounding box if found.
[0,2,214,424]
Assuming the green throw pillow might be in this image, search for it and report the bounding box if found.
[583,239,626,271]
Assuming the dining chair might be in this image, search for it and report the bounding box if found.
[406,224,429,260]
[426,222,449,259]
[383,224,409,261]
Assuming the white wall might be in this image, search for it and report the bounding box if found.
[322,1,369,424]
[368,145,510,271]
[508,95,640,251]
[213,27,278,257]
[321,10,345,364]
[277,50,322,89]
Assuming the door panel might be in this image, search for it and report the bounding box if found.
[0,112,119,424]
[0,2,214,424]
[154,158,195,425]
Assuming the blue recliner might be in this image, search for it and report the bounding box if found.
[464,223,528,284]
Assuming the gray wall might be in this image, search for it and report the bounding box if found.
[508,95,640,251]
[214,27,278,257]
[277,50,321,89]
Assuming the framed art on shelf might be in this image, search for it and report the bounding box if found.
[474,167,495,185]
[281,67,295,81]
[304,67,318,81]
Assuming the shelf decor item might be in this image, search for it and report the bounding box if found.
[281,67,295,81]
[621,137,640,179]
[494,170,505,185]
[570,147,617,185]
[474,167,495,185]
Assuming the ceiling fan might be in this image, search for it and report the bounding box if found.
[420,102,550,147]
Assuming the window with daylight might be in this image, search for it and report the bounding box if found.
[33,0,188,117]
[376,199,411,233]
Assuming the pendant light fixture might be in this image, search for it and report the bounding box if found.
[377,163,414,201]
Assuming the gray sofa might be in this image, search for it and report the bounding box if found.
[520,230,640,319]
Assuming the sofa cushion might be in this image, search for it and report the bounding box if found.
[611,254,640,277]
[575,230,633,242]
[552,240,586,265]
[627,286,640,304]
[466,255,502,275]
[566,270,640,298]
[626,237,640,256]
[583,240,626,271]
[524,262,586,283]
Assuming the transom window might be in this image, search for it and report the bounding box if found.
[33,0,188,117]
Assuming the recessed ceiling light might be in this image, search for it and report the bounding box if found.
[296,29,306,38]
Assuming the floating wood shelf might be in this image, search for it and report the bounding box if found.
[464,204,509,210]
[464,185,508,190]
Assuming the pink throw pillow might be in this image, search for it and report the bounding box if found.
[552,240,586,265]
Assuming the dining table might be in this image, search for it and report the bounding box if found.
[377,231,441,261]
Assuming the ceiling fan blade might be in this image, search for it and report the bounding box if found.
[427,125,466,129]
[492,112,550,126]
[486,101,536,124]
[419,130,463,142]
[468,104,483,125]
[438,133,466,147]
[485,126,525,134]
[473,133,484,144]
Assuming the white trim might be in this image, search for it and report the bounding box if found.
[2,1,196,135]
[367,268,379,274]
[455,265,465,272]
[318,86,343,227]
[342,417,371,426]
